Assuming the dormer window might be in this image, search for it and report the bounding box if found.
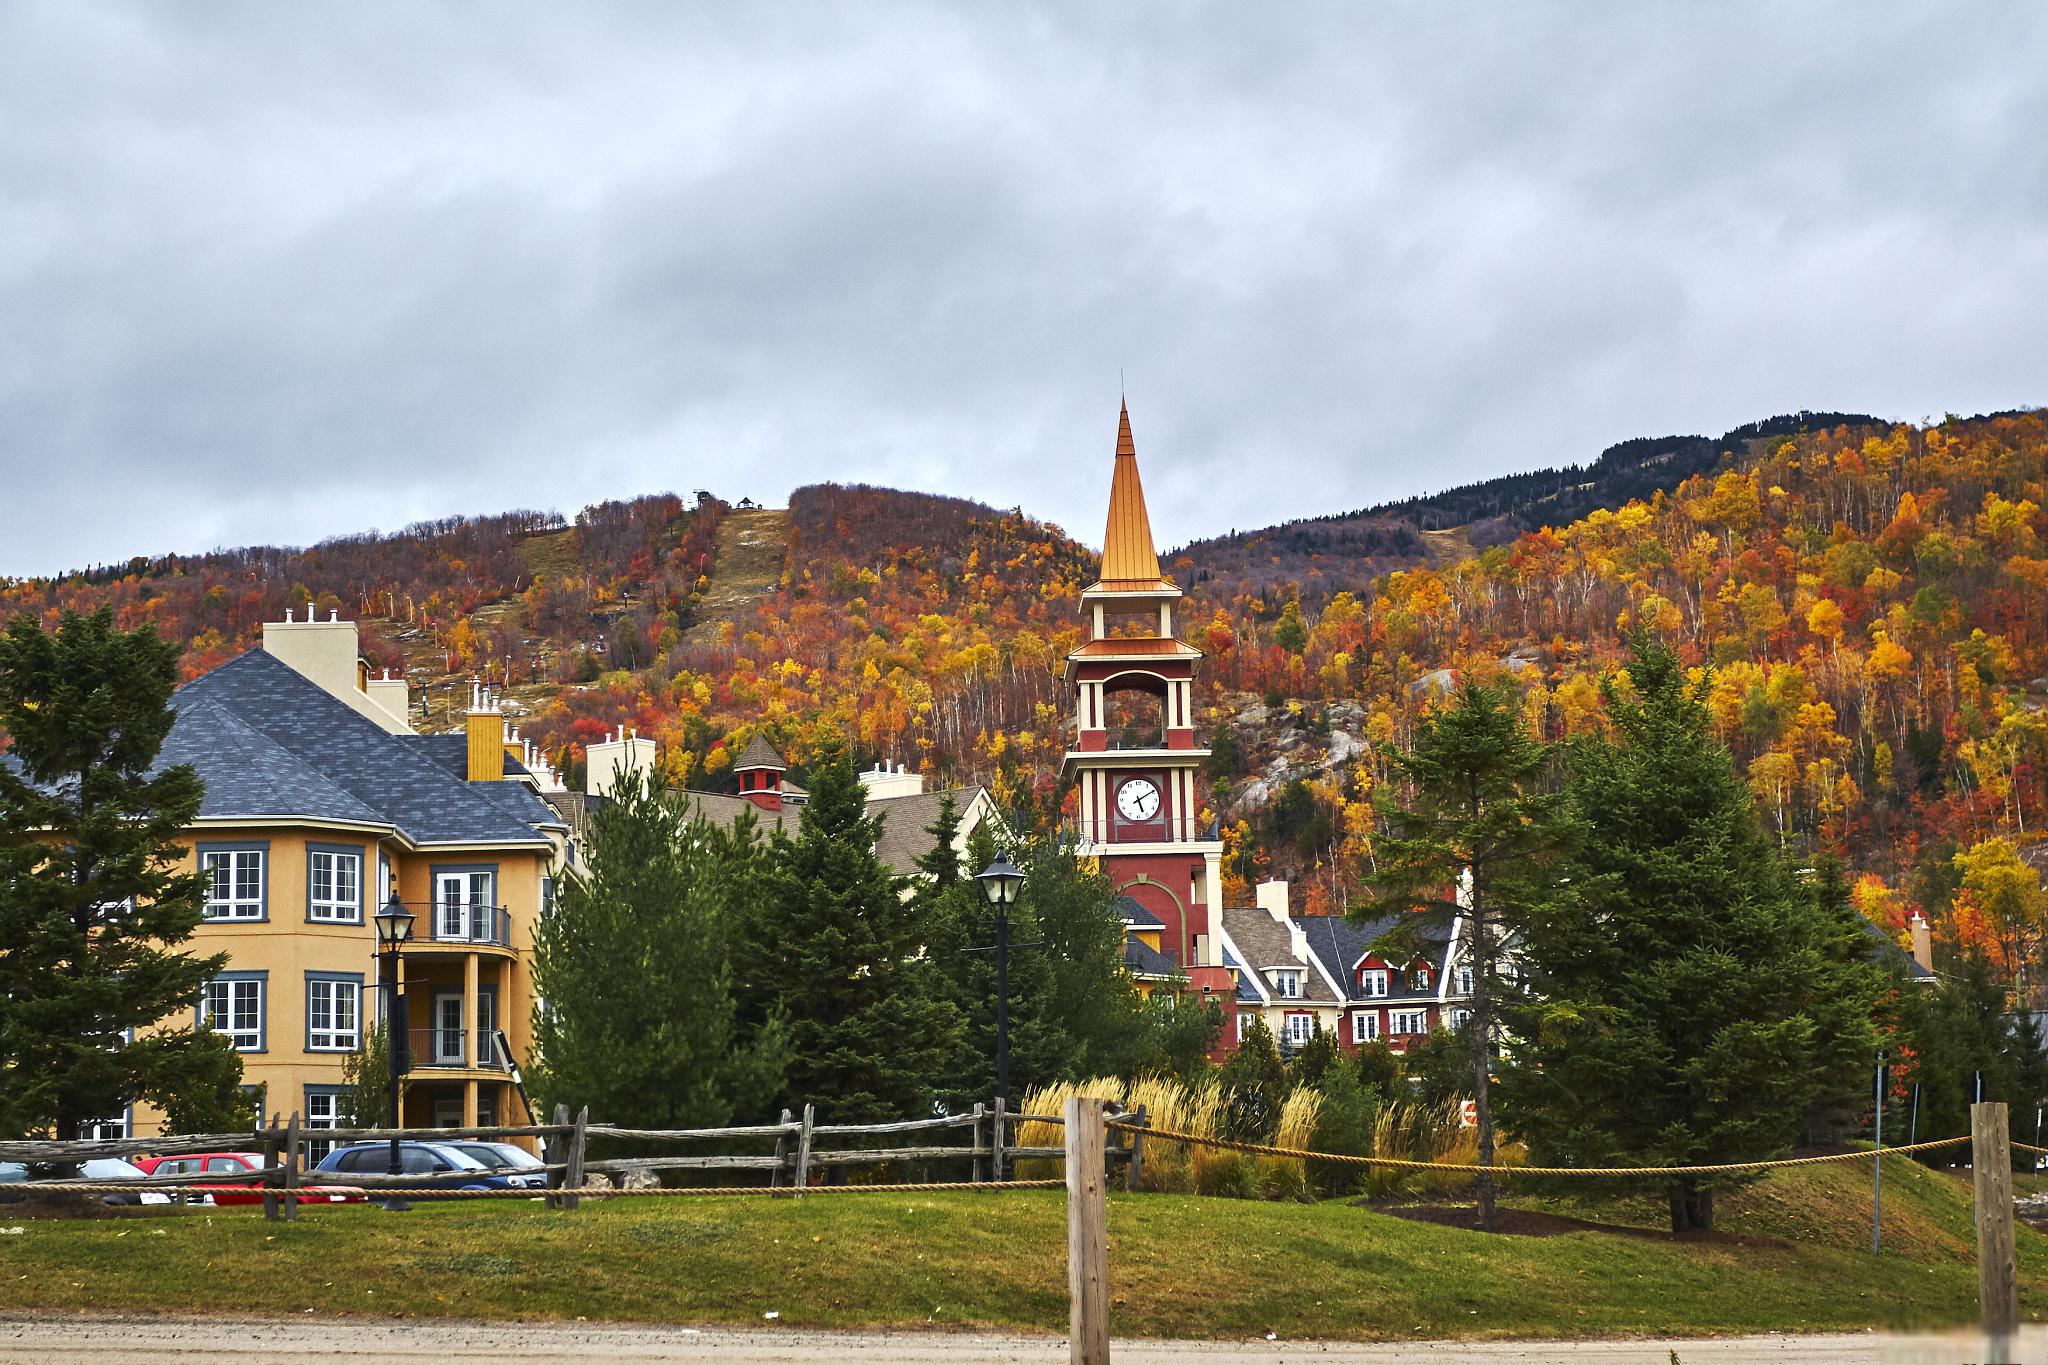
[1456,966,1474,996]
[1359,968,1389,998]
[1271,969,1304,1000]
[1408,965,1432,992]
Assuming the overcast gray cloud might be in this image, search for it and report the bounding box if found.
[2,2,2044,575]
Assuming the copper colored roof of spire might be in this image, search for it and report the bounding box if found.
[1100,400,1166,584]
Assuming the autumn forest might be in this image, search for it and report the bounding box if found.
[5,409,2046,981]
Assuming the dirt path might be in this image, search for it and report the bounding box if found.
[685,506,790,645]
[0,1317,2033,1363]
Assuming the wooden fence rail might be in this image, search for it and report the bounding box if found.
[3,1101,1143,1223]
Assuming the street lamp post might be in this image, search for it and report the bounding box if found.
[973,856,1029,1179]
[373,893,415,1212]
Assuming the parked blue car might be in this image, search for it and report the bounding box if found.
[312,1141,546,1191]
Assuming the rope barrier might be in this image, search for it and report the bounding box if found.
[1103,1120,1976,1177]
[7,1178,1066,1199]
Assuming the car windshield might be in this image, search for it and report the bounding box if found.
[455,1143,544,1171]
[80,1158,146,1179]
[0,1163,24,1184]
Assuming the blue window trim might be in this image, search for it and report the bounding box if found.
[305,841,368,925]
[196,840,271,923]
[429,861,501,885]
[304,971,366,1052]
[198,969,269,1053]
[240,1083,266,1129]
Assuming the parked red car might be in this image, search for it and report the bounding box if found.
[133,1151,365,1205]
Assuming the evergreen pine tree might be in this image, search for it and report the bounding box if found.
[762,739,960,1122]
[530,769,785,1129]
[1219,1015,1288,1140]
[1500,636,1883,1231]
[1357,680,1559,1231]
[0,608,251,1144]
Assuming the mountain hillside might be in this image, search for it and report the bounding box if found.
[6,408,2045,963]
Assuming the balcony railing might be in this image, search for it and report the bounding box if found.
[395,901,512,948]
[404,1026,513,1072]
[1063,817,1220,848]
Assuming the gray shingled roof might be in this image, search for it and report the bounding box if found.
[1221,905,1341,1005]
[869,789,984,878]
[1124,937,1178,978]
[733,734,786,772]
[1113,895,1164,928]
[564,784,990,879]
[1221,944,1265,1003]
[1296,912,1456,1004]
[169,651,553,847]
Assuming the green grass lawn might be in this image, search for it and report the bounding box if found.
[1,1160,2042,1340]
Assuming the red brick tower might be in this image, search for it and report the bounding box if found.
[1064,404,1230,989]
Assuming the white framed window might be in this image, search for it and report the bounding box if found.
[307,976,361,1051]
[202,975,265,1050]
[1446,1007,1473,1032]
[1456,966,1474,996]
[1272,969,1303,1000]
[1390,1008,1429,1036]
[78,1114,128,1140]
[308,849,362,922]
[304,1088,343,1163]
[1352,1012,1381,1044]
[201,848,265,920]
[1234,1010,1246,1043]
[1359,968,1388,998]
[1408,965,1432,992]
[434,869,496,940]
[1283,1013,1314,1047]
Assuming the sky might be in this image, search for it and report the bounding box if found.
[2,3,2044,577]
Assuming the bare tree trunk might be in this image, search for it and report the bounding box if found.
[1668,1179,1714,1232]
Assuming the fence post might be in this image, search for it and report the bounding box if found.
[1125,1104,1148,1194]
[1065,1096,1109,1365]
[547,1103,569,1211]
[563,1106,589,1213]
[260,1117,281,1222]
[992,1096,1007,1183]
[282,1112,302,1222]
[793,1104,815,1196]
[772,1108,794,1192]
[1972,1101,2017,1357]
[971,1103,987,1183]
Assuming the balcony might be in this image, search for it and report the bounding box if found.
[393,900,513,949]
[404,1026,513,1073]
[1063,816,1221,850]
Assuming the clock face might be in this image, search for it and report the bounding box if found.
[1116,778,1161,822]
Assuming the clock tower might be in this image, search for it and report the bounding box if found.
[1064,403,1229,983]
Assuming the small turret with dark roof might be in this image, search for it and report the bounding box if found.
[734,733,788,811]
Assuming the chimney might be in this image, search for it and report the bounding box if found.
[262,609,411,734]
[465,682,505,782]
[1255,880,1290,923]
[1910,912,1933,975]
[857,759,926,800]
[586,723,657,798]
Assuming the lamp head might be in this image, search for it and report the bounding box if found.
[374,893,415,948]
[976,856,1025,907]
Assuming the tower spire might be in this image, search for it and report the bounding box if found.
[1100,400,1163,583]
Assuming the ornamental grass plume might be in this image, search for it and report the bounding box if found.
[1260,1087,1323,1201]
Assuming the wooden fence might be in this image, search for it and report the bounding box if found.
[0,1099,1151,1222]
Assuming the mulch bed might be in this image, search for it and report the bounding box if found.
[1360,1200,1781,1247]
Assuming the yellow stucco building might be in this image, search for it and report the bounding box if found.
[117,613,568,1142]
